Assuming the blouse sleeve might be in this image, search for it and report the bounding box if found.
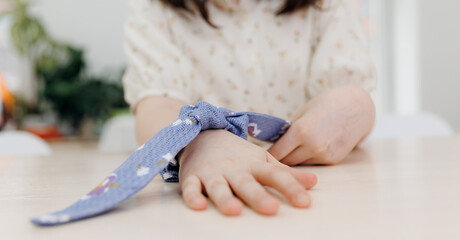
[122,0,198,110]
[306,0,376,99]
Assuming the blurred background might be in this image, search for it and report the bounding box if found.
[0,0,128,142]
[0,0,458,154]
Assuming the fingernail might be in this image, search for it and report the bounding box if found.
[259,198,279,215]
[191,197,201,206]
[295,192,309,206]
[260,198,277,209]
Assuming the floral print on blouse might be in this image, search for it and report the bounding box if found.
[123,0,375,120]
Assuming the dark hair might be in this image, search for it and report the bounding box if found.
[159,0,321,27]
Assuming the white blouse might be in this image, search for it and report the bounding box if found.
[123,0,375,120]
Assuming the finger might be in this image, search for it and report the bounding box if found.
[267,127,299,161]
[280,146,314,166]
[266,151,281,164]
[299,158,335,165]
[200,174,243,216]
[180,175,207,211]
[266,152,317,190]
[287,168,318,190]
[225,173,279,215]
[252,164,312,208]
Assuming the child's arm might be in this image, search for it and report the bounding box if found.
[135,96,186,145]
[135,96,317,216]
[268,85,375,165]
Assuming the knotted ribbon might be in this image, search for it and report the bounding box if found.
[31,101,291,226]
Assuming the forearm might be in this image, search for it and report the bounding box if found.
[135,96,186,145]
[339,85,376,144]
[354,86,376,143]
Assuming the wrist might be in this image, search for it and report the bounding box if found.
[177,129,230,166]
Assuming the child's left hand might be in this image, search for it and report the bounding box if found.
[268,85,375,166]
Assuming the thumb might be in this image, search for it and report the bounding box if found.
[267,127,298,161]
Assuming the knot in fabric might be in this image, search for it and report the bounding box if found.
[180,101,228,130]
[179,101,249,138]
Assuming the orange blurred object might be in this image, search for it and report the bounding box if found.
[26,125,62,140]
[0,74,15,114]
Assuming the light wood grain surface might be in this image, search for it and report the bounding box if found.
[1,136,460,240]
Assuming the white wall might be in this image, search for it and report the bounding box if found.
[381,0,460,131]
[391,0,421,115]
[30,0,129,75]
[419,0,460,130]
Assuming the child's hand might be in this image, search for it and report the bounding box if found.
[178,129,317,216]
[268,85,375,166]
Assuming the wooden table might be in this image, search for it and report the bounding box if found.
[1,136,460,240]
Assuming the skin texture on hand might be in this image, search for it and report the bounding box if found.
[178,129,317,216]
[268,85,376,166]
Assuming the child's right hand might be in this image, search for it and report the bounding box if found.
[178,129,317,216]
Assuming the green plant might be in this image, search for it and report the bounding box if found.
[1,0,128,134]
[2,0,46,56]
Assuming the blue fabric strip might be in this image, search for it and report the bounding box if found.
[31,101,291,226]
